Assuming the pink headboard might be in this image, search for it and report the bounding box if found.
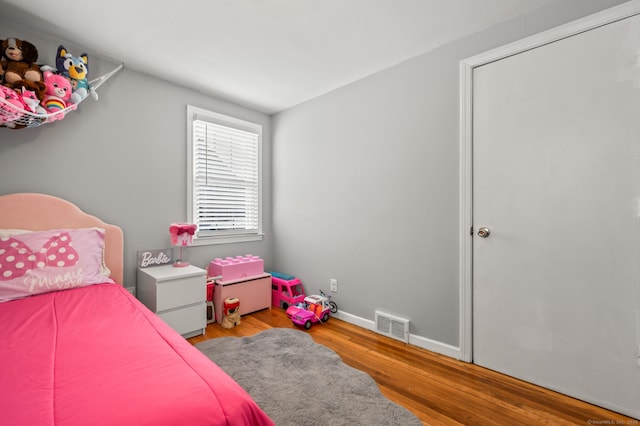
[0,193,124,284]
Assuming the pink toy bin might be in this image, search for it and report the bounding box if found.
[208,255,264,282]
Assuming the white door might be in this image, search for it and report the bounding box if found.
[471,8,640,419]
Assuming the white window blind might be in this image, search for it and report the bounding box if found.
[190,109,261,240]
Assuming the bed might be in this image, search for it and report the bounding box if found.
[0,193,274,426]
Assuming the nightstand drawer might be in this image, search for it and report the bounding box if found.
[137,264,207,337]
[156,275,204,312]
[158,303,205,336]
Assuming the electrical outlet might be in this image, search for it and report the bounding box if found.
[330,278,338,293]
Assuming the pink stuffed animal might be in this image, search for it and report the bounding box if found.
[41,70,75,121]
[0,85,26,128]
[19,86,46,115]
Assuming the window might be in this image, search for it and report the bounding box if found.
[187,105,262,244]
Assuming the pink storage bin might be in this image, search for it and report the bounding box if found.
[208,255,264,282]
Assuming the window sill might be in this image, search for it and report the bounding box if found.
[191,233,264,246]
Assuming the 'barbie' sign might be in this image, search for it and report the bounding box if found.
[137,249,173,268]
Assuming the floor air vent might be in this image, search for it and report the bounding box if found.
[374,311,409,343]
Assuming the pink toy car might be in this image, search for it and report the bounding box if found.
[271,273,306,310]
[286,294,332,329]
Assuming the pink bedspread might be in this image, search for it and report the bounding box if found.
[0,284,274,426]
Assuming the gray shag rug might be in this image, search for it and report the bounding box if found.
[196,328,422,426]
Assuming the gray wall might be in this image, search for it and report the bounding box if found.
[1,0,627,351]
[0,19,273,288]
[271,0,627,348]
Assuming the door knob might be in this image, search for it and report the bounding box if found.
[477,227,491,238]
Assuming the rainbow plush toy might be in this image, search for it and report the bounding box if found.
[41,70,75,121]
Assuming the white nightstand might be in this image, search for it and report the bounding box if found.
[137,264,206,338]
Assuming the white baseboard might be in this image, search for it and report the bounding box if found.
[332,310,461,360]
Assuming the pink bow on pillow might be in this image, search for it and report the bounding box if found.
[169,223,197,246]
[0,232,79,280]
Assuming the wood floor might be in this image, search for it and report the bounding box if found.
[188,308,637,425]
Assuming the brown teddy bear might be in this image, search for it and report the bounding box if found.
[1,38,42,85]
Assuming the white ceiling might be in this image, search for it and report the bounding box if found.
[3,0,557,114]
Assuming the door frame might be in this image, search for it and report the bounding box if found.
[458,0,640,363]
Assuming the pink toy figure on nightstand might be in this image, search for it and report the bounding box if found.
[169,222,197,267]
